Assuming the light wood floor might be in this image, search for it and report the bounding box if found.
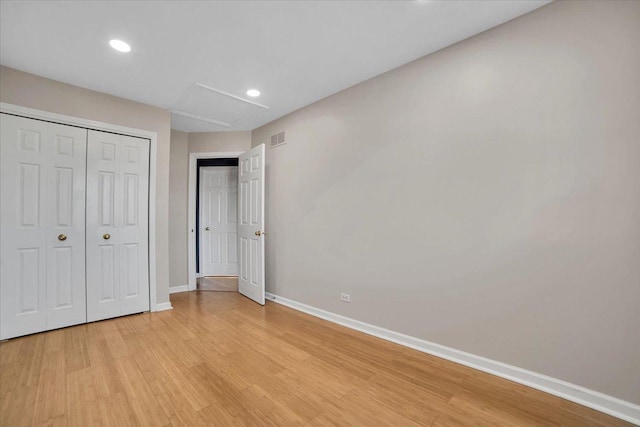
[197,276,239,292]
[0,291,630,426]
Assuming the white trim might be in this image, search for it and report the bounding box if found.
[188,151,244,291]
[169,285,189,294]
[155,302,173,311]
[148,130,158,313]
[265,292,640,425]
[0,102,161,313]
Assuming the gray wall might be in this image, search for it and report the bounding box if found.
[168,130,251,287]
[169,130,189,288]
[188,131,252,154]
[0,65,173,305]
[251,0,640,404]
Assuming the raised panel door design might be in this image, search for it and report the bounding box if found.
[99,172,115,226]
[87,130,149,322]
[208,187,222,266]
[18,129,41,152]
[55,167,73,227]
[237,144,265,305]
[209,232,222,264]
[199,167,239,276]
[55,136,74,157]
[227,233,238,264]
[52,246,72,308]
[126,146,140,164]
[240,237,249,281]
[123,243,140,298]
[240,181,249,225]
[250,239,259,286]
[1,114,87,339]
[101,142,116,161]
[227,188,237,224]
[211,191,222,223]
[99,245,117,302]
[124,174,139,227]
[19,163,40,227]
[17,248,40,314]
[250,178,259,225]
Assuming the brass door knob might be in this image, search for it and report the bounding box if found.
[205,227,210,231]
[103,233,111,240]
[57,234,67,241]
[255,230,265,236]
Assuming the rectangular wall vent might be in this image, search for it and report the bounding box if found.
[270,131,286,148]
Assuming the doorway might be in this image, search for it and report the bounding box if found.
[196,159,238,291]
[187,146,265,305]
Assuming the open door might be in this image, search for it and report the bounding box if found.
[238,144,265,304]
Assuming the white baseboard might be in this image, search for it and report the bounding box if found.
[155,301,173,312]
[169,285,189,294]
[265,292,640,425]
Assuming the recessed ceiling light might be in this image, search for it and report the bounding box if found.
[246,89,261,97]
[109,39,131,53]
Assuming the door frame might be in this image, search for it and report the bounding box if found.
[0,102,161,312]
[188,151,244,291]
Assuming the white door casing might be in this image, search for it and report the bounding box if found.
[199,166,238,276]
[1,114,88,339]
[86,130,150,322]
[187,151,244,291]
[238,144,265,305]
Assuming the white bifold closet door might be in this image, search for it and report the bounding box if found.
[86,130,150,322]
[0,114,88,340]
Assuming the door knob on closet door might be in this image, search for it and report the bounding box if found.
[57,234,67,241]
[255,230,265,236]
[103,233,111,240]
[205,227,210,231]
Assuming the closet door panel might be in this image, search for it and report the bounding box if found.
[86,130,149,322]
[45,123,88,330]
[1,116,47,339]
[86,132,122,321]
[1,114,87,339]
[119,136,149,315]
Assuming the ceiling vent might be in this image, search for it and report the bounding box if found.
[270,131,286,148]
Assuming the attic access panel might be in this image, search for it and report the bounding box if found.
[172,83,268,129]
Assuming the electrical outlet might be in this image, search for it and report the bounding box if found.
[340,293,351,303]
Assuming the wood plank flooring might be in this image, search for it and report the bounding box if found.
[0,291,631,426]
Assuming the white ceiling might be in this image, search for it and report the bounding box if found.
[0,0,549,132]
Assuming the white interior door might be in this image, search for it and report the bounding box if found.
[200,166,238,276]
[1,114,87,339]
[86,130,150,322]
[238,144,265,305]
